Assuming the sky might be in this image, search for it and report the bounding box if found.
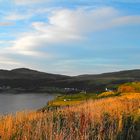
[0,0,140,75]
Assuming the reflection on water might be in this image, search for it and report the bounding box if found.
[0,93,56,115]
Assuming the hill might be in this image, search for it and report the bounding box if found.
[0,68,69,80]
[0,68,140,93]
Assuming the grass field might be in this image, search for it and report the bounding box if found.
[0,91,140,139]
[47,91,119,107]
[47,93,98,107]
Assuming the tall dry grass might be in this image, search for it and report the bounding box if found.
[0,93,140,140]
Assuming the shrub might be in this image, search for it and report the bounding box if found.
[118,85,135,93]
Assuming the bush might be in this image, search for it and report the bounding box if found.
[118,82,140,93]
[118,85,135,93]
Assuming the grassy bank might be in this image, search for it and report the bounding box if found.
[46,91,120,108]
[47,93,98,107]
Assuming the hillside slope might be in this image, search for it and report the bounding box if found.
[0,68,140,92]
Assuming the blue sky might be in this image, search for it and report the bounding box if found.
[0,0,140,75]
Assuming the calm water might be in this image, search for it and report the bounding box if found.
[0,93,56,115]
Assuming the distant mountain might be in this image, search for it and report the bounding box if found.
[0,68,70,80]
[11,68,43,74]
[76,69,140,80]
[0,68,140,93]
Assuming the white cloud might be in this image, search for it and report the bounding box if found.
[47,7,140,32]
[0,54,22,68]
[0,41,7,44]
[0,57,35,71]
[5,12,32,21]
[14,0,46,5]
[3,7,140,57]
[0,22,14,26]
[0,48,50,71]
[111,16,140,26]
[47,59,140,76]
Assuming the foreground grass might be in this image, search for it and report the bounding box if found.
[0,93,140,140]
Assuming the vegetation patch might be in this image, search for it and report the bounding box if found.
[98,91,119,98]
[118,82,140,93]
[47,93,98,107]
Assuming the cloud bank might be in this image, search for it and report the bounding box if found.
[6,7,140,56]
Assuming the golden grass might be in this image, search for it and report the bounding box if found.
[0,93,140,140]
[98,91,117,98]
